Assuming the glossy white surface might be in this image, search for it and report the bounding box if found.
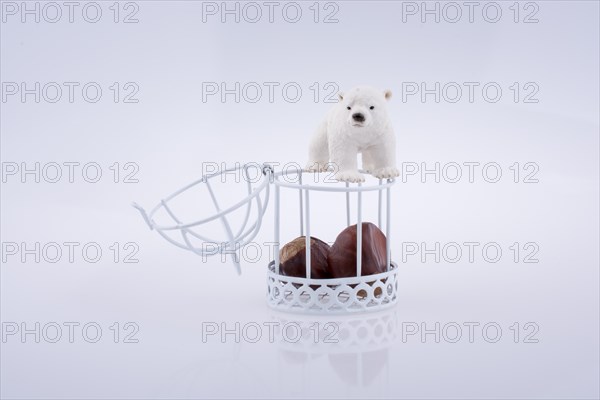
[1,1,598,398]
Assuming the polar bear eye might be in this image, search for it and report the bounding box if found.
[347,106,351,110]
[370,106,375,110]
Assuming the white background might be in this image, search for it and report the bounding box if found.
[1,1,599,399]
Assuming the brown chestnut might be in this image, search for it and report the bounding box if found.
[328,222,388,278]
[279,236,330,279]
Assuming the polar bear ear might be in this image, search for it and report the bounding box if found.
[337,92,344,101]
[384,90,393,101]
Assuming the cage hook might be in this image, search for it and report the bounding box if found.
[262,163,274,176]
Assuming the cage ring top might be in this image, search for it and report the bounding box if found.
[272,166,396,192]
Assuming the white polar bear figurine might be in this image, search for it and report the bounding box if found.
[305,86,400,183]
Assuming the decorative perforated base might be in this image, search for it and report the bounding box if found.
[267,261,399,314]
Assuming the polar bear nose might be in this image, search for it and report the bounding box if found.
[352,113,365,122]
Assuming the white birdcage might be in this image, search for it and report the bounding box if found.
[133,163,398,314]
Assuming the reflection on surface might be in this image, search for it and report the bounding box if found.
[271,308,398,397]
[160,308,400,398]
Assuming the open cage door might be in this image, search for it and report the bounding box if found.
[132,163,273,274]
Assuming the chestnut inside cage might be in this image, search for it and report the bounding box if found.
[133,163,398,314]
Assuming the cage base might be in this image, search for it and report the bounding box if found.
[266,261,399,314]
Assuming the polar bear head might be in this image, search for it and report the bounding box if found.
[338,86,393,130]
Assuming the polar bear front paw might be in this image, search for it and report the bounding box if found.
[372,167,400,179]
[335,170,365,183]
[305,162,330,173]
